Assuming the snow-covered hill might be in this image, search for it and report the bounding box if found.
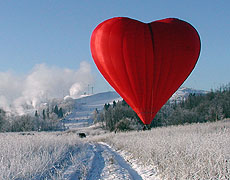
[64,87,207,129]
[64,91,122,128]
[170,87,208,103]
[72,87,207,113]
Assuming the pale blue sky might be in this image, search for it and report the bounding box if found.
[0,1,229,93]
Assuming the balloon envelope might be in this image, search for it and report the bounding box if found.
[90,17,200,125]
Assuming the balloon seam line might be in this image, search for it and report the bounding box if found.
[148,23,156,123]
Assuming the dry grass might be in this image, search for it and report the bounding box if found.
[0,132,81,179]
[1,120,230,179]
[101,120,230,179]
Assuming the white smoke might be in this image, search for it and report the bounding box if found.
[69,83,84,99]
[0,61,93,115]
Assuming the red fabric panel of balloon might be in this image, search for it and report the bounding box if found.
[90,17,201,125]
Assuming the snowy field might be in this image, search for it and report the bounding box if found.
[1,120,229,179]
[0,130,157,179]
[99,120,230,179]
[0,132,82,179]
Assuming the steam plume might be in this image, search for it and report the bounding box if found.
[0,61,93,114]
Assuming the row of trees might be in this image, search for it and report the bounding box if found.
[154,84,230,127]
[95,84,230,132]
[93,100,143,131]
[35,105,64,120]
[0,104,65,132]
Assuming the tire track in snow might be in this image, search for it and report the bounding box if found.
[86,144,105,180]
[85,143,142,180]
[62,142,143,180]
[99,143,143,180]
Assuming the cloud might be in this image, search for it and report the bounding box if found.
[0,61,93,114]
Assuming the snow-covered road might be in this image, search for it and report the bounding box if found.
[60,92,158,180]
[62,142,144,180]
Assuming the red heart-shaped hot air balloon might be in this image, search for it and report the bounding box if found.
[90,17,200,125]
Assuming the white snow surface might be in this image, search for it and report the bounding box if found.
[61,142,159,180]
[170,87,208,102]
[57,135,159,179]
[64,91,122,129]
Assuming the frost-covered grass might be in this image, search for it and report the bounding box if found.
[102,120,230,180]
[0,132,81,180]
[2,120,230,179]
